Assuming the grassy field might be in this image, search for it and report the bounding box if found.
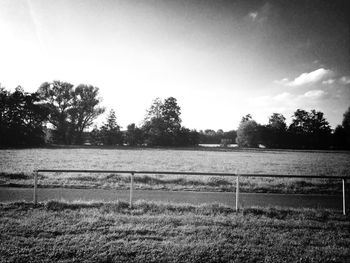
[1,148,349,193]
[0,200,349,262]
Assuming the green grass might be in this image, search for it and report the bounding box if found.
[0,200,349,262]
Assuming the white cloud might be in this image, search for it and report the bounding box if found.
[321,76,350,86]
[339,76,350,85]
[302,89,326,99]
[322,79,335,85]
[275,68,333,87]
[248,12,258,21]
[247,2,273,24]
[273,78,289,85]
[273,92,293,101]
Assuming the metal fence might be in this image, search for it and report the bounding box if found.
[34,169,348,215]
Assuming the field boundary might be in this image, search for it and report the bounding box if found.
[34,169,348,215]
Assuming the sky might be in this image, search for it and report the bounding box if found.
[0,0,349,131]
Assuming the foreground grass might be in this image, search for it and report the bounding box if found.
[0,200,349,262]
[0,172,345,194]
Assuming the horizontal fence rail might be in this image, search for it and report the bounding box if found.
[33,169,348,215]
[36,169,347,179]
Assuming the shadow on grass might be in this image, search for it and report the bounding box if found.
[0,172,345,194]
[63,174,345,194]
[0,172,30,180]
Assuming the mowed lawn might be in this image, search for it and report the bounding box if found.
[0,200,349,263]
[1,148,349,193]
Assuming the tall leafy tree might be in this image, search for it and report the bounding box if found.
[38,81,75,144]
[90,125,103,146]
[0,86,49,147]
[144,97,162,122]
[38,81,104,144]
[142,97,182,146]
[236,115,259,148]
[142,98,165,146]
[125,123,144,146]
[0,86,9,141]
[70,84,105,144]
[342,107,350,130]
[289,109,331,149]
[199,129,219,144]
[160,97,181,135]
[198,129,235,144]
[333,107,350,149]
[342,107,350,148]
[268,113,287,131]
[223,130,237,144]
[175,127,200,146]
[100,110,123,145]
[260,113,288,148]
[142,116,167,146]
[289,109,309,134]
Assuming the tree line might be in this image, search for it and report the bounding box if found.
[1,81,349,149]
[236,110,350,149]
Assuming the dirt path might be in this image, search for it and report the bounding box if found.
[1,187,348,210]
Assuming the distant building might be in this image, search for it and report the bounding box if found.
[220,138,232,147]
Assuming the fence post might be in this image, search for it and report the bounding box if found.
[33,170,38,205]
[130,172,134,209]
[343,179,346,216]
[236,174,240,212]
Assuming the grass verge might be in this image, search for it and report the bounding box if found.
[0,200,349,262]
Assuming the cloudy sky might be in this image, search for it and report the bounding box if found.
[0,0,349,130]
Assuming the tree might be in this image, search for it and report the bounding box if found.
[288,109,331,149]
[216,129,224,135]
[260,113,288,148]
[142,116,168,146]
[175,127,199,146]
[38,81,104,144]
[198,129,232,144]
[0,86,49,147]
[223,130,237,144]
[289,109,330,134]
[236,115,259,148]
[200,129,219,144]
[333,107,350,149]
[160,97,181,134]
[0,87,9,144]
[69,84,105,144]
[38,81,74,144]
[90,125,103,145]
[100,110,123,145]
[241,114,252,123]
[342,107,350,129]
[341,107,350,148]
[144,97,162,122]
[142,97,182,146]
[268,113,287,131]
[125,123,144,146]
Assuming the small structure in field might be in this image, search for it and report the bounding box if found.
[220,138,232,147]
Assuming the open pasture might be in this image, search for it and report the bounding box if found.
[0,148,349,193]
